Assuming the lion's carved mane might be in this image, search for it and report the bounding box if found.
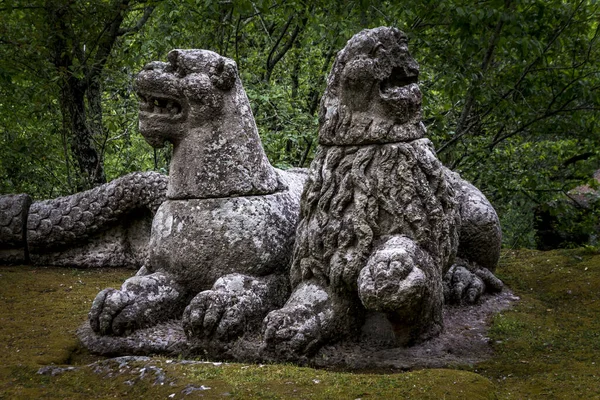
[291,28,460,295]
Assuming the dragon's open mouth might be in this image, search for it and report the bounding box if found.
[138,93,183,117]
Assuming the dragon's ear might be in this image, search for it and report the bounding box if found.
[211,58,237,90]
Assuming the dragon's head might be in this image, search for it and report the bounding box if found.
[135,49,238,147]
[134,49,282,199]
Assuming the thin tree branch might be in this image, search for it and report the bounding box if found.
[119,5,155,35]
[266,14,293,70]
[86,4,155,85]
[252,2,272,42]
[265,13,308,83]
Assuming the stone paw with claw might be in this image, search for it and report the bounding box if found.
[261,281,337,360]
[443,259,503,305]
[183,273,287,341]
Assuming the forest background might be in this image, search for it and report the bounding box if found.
[0,0,598,249]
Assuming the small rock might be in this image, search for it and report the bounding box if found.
[37,366,77,376]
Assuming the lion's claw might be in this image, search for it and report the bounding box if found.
[443,261,503,305]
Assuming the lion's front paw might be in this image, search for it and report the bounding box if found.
[261,282,335,359]
[88,272,187,336]
[358,236,435,316]
[357,236,444,344]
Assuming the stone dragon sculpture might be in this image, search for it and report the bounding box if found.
[0,172,167,268]
[85,49,307,343]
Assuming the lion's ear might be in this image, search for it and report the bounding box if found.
[211,58,238,90]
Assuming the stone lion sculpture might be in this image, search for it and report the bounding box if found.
[86,49,306,341]
[262,27,502,360]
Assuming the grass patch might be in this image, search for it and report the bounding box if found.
[0,266,131,367]
[1,248,600,399]
[475,249,600,399]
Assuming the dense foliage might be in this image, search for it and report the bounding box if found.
[1,0,599,248]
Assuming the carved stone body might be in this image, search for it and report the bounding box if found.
[443,169,503,304]
[0,172,167,267]
[84,50,306,347]
[0,194,31,264]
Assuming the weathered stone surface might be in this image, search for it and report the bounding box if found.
[78,322,188,357]
[262,27,461,360]
[147,176,303,286]
[183,273,289,342]
[358,236,443,345]
[88,170,305,344]
[89,272,189,335]
[27,172,167,268]
[28,217,152,268]
[262,280,339,361]
[319,27,425,146]
[84,49,307,355]
[78,289,519,368]
[445,168,502,271]
[0,194,31,263]
[442,169,503,304]
[444,259,504,305]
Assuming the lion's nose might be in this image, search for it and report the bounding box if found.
[406,59,419,77]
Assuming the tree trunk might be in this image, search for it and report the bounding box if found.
[45,0,154,190]
[61,77,106,189]
[86,77,107,184]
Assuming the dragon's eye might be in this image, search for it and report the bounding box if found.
[176,66,187,78]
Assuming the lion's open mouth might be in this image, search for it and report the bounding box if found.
[138,93,183,117]
[380,67,419,99]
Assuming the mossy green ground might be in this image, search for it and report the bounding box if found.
[1,248,599,399]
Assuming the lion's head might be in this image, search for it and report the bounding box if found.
[319,27,425,146]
